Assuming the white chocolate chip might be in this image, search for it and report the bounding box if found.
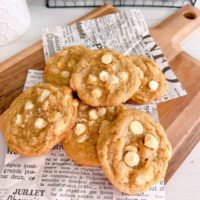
[124,151,140,167]
[130,120,144,135]
[42,100,49,111]
[15,114,22,126]
[74,123,87,136]
[54,119,66,135]
[101,54,112,64]
[24,101,34,110]
[119,72,129,83]
[125,145,137,152]
[61,71,70,78]
[91,88,102,98]
[87,74,98,84]
[89,109,98,120]
[98,107,107,117]
[144,134,159,149]
[108,74,119,85]
[148,80,159,91]
[79,104,88,110]
[99,71,109,82]
[34,118,47,129]
[38,89,51,103]
[76,134,89,143]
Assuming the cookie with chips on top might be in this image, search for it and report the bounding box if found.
[3,83,78,156]
[97,109,172,194]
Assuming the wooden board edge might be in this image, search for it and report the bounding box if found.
[165,122,200,183]
[0,41,42,74]
[163,87,200,182]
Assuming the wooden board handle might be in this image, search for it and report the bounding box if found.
[158,51,200,182]
[150,5,200,61]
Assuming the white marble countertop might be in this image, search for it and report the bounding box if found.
[0,0,200,199]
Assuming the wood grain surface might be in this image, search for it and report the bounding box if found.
[0,4,200,183]
[152,5,200,182]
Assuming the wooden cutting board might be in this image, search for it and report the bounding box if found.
[0,4,200,183]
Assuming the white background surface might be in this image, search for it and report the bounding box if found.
[0,0,200,199]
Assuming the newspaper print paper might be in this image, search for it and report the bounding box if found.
[0,70,164,200]
[42,9,187,104]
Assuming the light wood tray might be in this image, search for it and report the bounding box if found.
[1,4,200,183]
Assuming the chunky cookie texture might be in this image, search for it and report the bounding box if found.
[97,109,172,194]
[3,83,78,156]
[61,103,125,167]
[71,48,143,107]
[129,56,167,104]
[2,45,172,195]
[44,46,89,87]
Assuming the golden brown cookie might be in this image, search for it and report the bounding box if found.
[129,56,167,104]
[71,48,143,107]
[61,103,125,167]
[3,83,78,157]
[97,109,172,194]
[44,46,89,86]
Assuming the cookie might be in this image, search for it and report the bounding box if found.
[3,83,78,157]
[44,46,89,86]
[97,109,172,194]
[61,103,125,166]
[71,48,143,107]
[128,56,167,104]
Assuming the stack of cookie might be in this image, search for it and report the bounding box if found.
[3,46,172,195]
